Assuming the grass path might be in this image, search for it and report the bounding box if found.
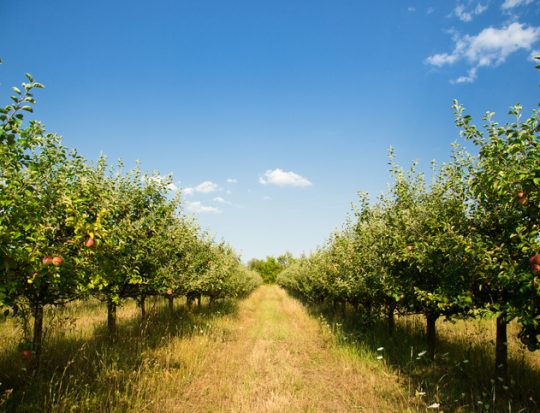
[151,285,414,412]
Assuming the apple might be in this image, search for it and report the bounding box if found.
[530,254,540,266]
[84,238,95,248]
[517,191,525,198]
[52,256,63,266]
[42,256,53,265]
[406,245,413,252]
[518,197,528,205]
[21,349,32,360]
[532,264,540,274]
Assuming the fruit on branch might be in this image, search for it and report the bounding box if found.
[52,256,63,266]
[42,256,53,265]
[84,238,95,248]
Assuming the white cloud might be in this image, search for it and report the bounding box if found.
[186,201,222,214]
[213,196,232,205]
[453,3,488,22]
[426,52,459,66]
[258,169,313,187]
[195,181,219,193]
[167,182,178,191]
[426,22,540,82]
[183,180,220,196]
[182,187,195,196]
[452,67,478,83]
[226,178,238,184]
[502,0,534,9]
[530,49,540,60]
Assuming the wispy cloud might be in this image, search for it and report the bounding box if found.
[226,178,238,184]
[453,2,488,22]
[183,180,220,195]
[426,22,540,83]
[502,0,534,10]
[186,201,222,214]
[258,169,313,187]
[213,196,233,205]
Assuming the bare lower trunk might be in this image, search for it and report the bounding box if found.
[32,304,44,367]
[495,315,508,381]
[387,303,396,336]
[168,295,174,312]
[107,299,117,343]
[426,312,437,361]
[139,295,146,319]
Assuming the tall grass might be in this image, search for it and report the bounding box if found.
[0,297,237,412]
[307,302,540,412]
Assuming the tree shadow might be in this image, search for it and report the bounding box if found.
[299,297,540,413]
[0,297,238,412]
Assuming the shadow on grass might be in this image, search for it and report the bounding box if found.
[295,295,540,413]
[0,297,238,412]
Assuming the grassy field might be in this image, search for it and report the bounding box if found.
[0,286,538,412]
[308,301,540,412]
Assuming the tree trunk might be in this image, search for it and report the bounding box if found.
[426,312,438,361]
[107,298,117,342]
[495,314,508,381]
[387,303,396,336]
[168,295,174,312]
[139,295,146,319]
[197,294,201,308]
[32,303,44,366]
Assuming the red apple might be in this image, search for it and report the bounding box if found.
[21,349,32,360]
[530,254,540,266]
[84,238,95,248]
[52,256,63,266]
[532,264,540,274]
[42,256,53,265]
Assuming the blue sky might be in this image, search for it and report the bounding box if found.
[1,0,539,261]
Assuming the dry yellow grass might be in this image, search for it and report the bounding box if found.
[142,285,415,412]
[1,288,418,412]
[3,286,539,412]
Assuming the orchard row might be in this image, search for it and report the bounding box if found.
[0,74,262,361]
[278,72,539,379]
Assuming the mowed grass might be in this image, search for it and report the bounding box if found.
[1,286,538,412]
